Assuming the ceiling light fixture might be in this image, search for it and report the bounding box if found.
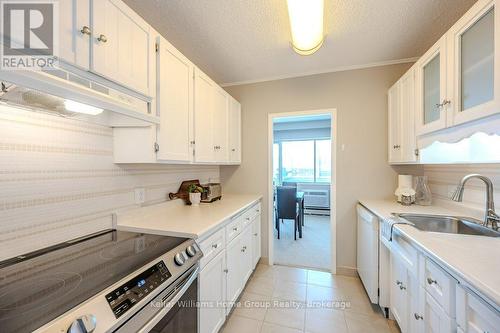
[286,0,325,56]
[64,100,104,115]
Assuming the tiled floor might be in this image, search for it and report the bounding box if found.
[221,264,400,333]
[273,215,331,270]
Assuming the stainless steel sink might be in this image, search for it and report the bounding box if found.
[394,213,500,237]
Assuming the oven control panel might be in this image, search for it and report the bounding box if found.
[105,261,171,318]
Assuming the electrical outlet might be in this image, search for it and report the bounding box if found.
[134,188,146,205]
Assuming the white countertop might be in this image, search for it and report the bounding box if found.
[115,194,262,240]
[359,199,500,310]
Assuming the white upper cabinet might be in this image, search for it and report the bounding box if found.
[400,68,417,163]
[213,88,229,163]
[415,36,448,136]
[228,97,242,164]
[447,0,500,126]
[59,0,91,69]
[156,36,194,163]
[193,68,240,165]
[92,0,153,96]
[388,67,417,164]
[388,81,402,163]
[194,69,216,163]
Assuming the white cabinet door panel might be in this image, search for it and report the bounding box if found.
[59,0,90,69]
[240,226,253,283]
[213,88,229,163]
[199,250,226,333]
[390,252,409,332]
[226,235,243,314]
[194,69,216,163]
[228,97,242,164]
[415,36,448,136]
[252,214,261,268]
[447,0,500,126]
[156,37,193,162]
[92,0,152,95]
[388,82,402,163]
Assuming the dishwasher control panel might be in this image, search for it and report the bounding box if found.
[105,261,171,318]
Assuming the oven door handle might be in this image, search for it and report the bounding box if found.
[137,266,199,333]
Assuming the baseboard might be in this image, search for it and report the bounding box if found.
[259,257,269,265]
[336,266,359,277]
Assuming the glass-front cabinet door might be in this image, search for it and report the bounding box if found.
[447,0,499,126]
[415,36,448,135]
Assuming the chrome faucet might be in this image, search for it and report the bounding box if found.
[451,174,500,230]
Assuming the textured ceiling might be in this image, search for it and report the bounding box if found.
[123,0,477,85]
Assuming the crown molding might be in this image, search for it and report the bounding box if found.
[220,57,419,87]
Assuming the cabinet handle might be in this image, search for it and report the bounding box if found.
[223,269,228,273]
[399,285,406,290]
[246,217,251,221]
[393,145,401,149]
[80,26,91,35]
[97,34,108,43]
[426,277,437,285]
[212,244,218,249]
[436,99,451,109]
[241,246,247,252]
[414,313,423,321]
[233,227,238,231]
[254,233,258,236]
[396,280,402,286]
[232,148,236,152]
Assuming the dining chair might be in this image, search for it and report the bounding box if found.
[282,181,297,188]
[275,186,300,240]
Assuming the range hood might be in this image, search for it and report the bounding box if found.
[0,66,159,127]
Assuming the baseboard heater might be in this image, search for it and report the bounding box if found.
[303,190,330,210]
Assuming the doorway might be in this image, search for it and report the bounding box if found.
[267,109,337,273]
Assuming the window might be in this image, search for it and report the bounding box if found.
[275,139,331,184]
[315,139,331,182]
[282,141,315,183]
[273,143,280,184]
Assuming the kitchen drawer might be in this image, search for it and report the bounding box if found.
[241,203,261,228]
[456,285,500,332]
[199,228,225,269]
[424,258,456,317]
[226,216,243,243]
[391,232,419,277]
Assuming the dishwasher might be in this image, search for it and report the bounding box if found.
[356,204,390,317]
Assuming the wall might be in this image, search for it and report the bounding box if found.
[220,63,412,273]
[0,105,219,261]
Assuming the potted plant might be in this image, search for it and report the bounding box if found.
[188,184,204,206]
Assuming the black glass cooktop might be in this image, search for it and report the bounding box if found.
[0,230,186,333]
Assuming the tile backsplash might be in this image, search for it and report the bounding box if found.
[0,105,219,260]
[424,163,500,216]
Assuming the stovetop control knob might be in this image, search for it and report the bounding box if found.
[186,245,197,257]
[174,253,185,266]
[67,314,97,333]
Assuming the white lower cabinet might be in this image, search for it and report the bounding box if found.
[389,233,499,333]
[390,252,410,332]
[417,287,454,333]
[390,247,455,333]
[198,202,262,332]
[456,285,500,333]
[199,250,226,333]
[252,214,261,268]
[240,226,253,283]
[226,233,244,313]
